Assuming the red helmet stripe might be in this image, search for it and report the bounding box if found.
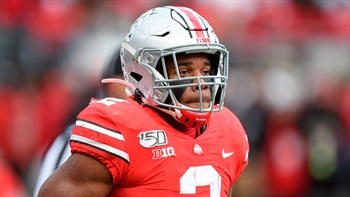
[174,7,206,38]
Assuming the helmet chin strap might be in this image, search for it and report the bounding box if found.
[172,105,213,128]
[159,93,213,128]
[102,78,136,97]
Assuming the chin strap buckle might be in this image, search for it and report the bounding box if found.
[133,88,145,104]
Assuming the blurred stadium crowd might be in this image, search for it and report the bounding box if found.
[0,0,349,197]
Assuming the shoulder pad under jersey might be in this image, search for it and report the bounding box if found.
[83,97,150,127]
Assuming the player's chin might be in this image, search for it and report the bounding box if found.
[185,102,211,109]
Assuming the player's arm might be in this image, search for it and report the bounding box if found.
[37,153,113,197]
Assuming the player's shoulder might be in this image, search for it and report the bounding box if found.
[89,97,133,108]
[216,106,246,134]
[82,97,141,114]
[77,97,154,127]
[219,106,240,122]
[218,107,249,159]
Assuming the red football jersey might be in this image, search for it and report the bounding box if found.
[70,97,249,197]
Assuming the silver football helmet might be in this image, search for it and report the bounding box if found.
[120,6,229,127]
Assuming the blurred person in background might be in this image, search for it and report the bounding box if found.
[224,0,350,197]
[0,150,28,197]
[33,48,127,197]
[0,0,88,195]
[38,6,249,197]
[0,0,132,195]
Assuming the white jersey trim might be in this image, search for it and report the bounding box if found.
[70,134,129,162]
[76,120,125,141]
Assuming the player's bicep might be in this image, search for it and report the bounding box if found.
[38,153,113,197]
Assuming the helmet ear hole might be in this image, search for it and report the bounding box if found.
[130,72,143,82]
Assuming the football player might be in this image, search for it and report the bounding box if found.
[38,6,249,197]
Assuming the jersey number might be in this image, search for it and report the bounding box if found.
[180,165,221,196]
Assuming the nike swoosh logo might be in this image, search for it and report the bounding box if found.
[222,149,234,158]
